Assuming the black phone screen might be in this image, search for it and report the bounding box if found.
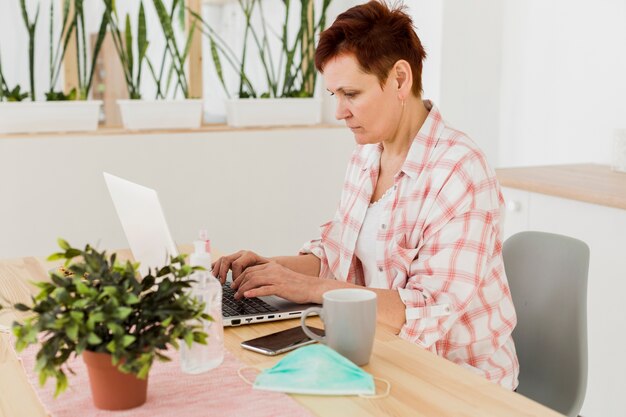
[241,326,325,355]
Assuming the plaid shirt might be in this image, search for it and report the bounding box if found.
[301,102,519,389]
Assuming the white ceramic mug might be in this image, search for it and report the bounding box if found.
[301,288,377,365]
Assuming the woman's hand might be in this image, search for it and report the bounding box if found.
[231,261,342,304]
[211,250,270,284]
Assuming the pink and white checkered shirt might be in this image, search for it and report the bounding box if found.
[301,101,519,389]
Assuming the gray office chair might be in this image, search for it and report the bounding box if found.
[503,231,589,417]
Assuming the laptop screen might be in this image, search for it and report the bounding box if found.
[103,172,178,276]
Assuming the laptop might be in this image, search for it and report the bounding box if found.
[103,172,319,327]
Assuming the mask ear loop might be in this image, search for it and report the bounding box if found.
[237,366,259,386]
[359,377,391,399]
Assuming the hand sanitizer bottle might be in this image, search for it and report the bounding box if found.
[181,230,224,374]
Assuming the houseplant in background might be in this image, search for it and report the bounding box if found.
[6,239,209,410]
[194,0,332,127]
[0,0,107,135]
[111,0,204,130]
[0,53,29,102]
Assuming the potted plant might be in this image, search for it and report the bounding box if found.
[109,0,204,130]
[193,0,331,127]
[6,239,209,410]
[0,0,106,135]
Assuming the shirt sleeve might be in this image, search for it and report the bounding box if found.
[299,220,335,279]
[397,155,503,352]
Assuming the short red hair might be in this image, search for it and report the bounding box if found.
[315,1,427,97]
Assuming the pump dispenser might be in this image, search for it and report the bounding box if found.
[180,230,224,374]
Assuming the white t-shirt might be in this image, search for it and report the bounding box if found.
[354,188,393,288]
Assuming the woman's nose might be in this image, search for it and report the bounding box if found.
[335,99,351,120]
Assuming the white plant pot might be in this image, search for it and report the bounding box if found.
[0,101,101,134]
[117,99,204,130]
[225,98,322,128]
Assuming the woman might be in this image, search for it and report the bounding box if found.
[213,1,519,390]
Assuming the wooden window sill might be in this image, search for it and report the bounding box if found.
[0,123,343,139]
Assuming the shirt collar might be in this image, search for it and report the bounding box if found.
[359,100,445,179]
[400,100,445,179]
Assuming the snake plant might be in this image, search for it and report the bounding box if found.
[105,0,150,100]
[151,0,197,99]
[46,0,77,101]
[71,0,110,100]
[0,48,28,102]
[193,0,332,99]
[19,0,40,101]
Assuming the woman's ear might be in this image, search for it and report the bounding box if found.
[393,60,413,99]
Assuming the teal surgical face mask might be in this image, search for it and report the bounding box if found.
[238,344,389,397]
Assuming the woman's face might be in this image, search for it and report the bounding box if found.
[323,53,402,145]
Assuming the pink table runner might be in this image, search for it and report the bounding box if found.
[17,343,315,417]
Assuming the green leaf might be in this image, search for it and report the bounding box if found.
[74,280,91,296]
[66,323,78,341]
[114,307,132,320]
[193,332,208,345]
[183,331,193,348]
[87,332,102,345]
[106,340,116,353]
[138,2,147,64]
[51,287,69,303]
[14,303,31,312]
[161,316,172,327]
[57,238,70,250]
[47,252,66,261]
[102,286,117,297]
[121,335,136,348]
[53,371,68,398]
[76,339,88,355]
[35,354,47,372]
[87,312,105,324]
[106,322,123,335]
[125,13,134,82]
[65,248,81,258]
[137,362,151,379]
[50,273,67,287]
[38,369,49,386]
[84,5,111,97]
[33,281,54,291]
[69,311,84,321]
[125,293,139,305]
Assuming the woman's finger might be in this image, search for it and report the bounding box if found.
[242,285,276,299]
[213,251,243,283]
[235,269,275,298]
[231,262,268,289]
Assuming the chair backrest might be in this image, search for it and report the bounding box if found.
[503,231,589,417]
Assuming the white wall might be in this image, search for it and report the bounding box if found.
[498,0,626,167]
[0,128,354,259]
[439,0,504,166]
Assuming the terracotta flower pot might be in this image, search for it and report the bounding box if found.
[82,350,149,410]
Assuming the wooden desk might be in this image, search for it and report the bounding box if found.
[0,254,563,417]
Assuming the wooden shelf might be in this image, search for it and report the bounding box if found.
[496,163,626,210]
[0,123,343,140]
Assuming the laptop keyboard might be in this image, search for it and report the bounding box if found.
[222,283,279,317]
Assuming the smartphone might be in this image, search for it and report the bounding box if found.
[240,326,325,356]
